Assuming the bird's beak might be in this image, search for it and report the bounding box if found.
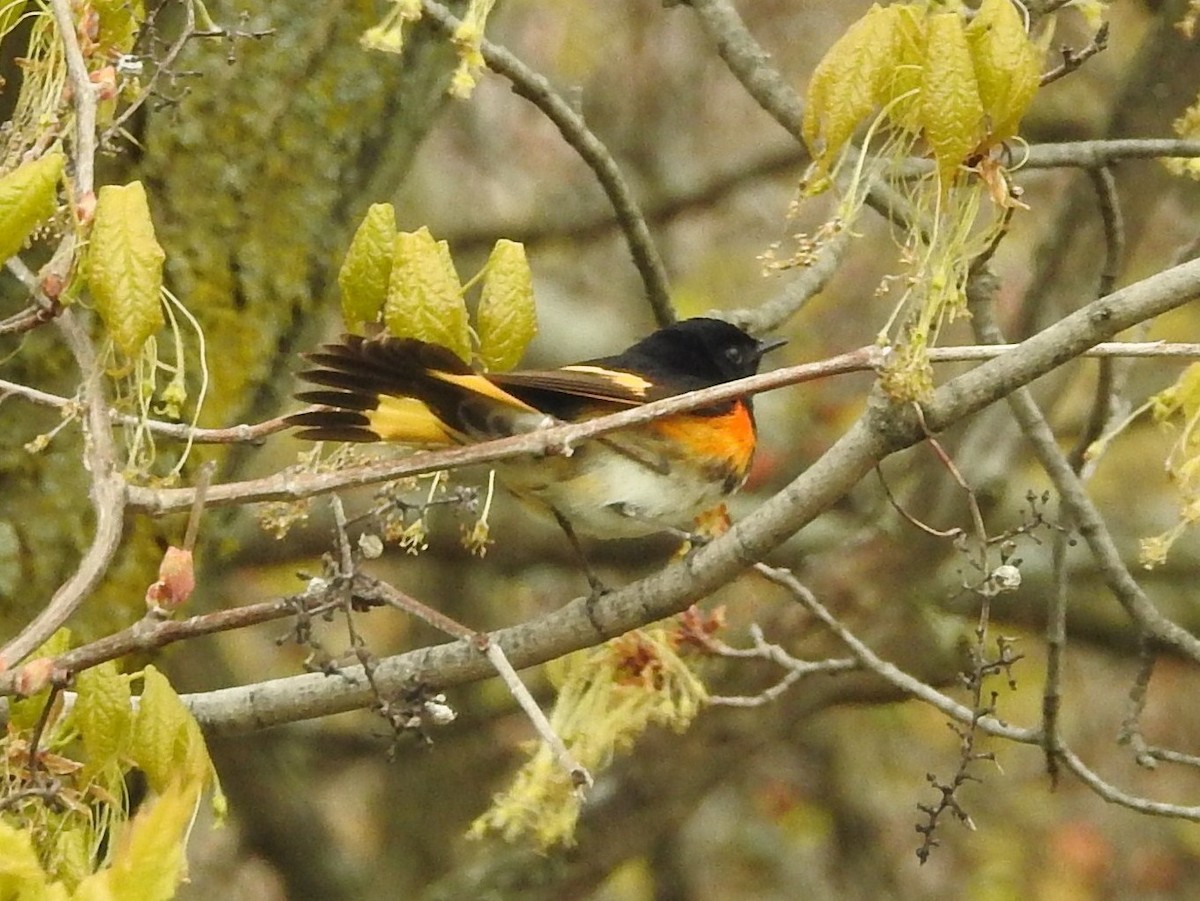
[757,336,787,356]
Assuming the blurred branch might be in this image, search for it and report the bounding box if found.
[445,143,803,251]
[101,0,197,144]
[417,0,675,327]
[727,229,851,334]
[1021,138,1200,169]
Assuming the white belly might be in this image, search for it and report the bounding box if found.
[498,441,739,538]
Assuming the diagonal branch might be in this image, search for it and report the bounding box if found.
[171,255,1200,734]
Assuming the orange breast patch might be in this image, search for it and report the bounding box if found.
[649,402,756,477]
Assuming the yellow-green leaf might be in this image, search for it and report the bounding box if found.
[87,182,165,358]
[803,4,902,169]
[888,4,928,133]
[0,819,52,898]
[130,666,207,794]
[75,781,198,901]
[93,0,146,57]
[74,662,132,778]
[0,0,26,42]
[384,226,470,362]
[920,12,984,186]
[0,151,63,264]
[337,202,396,329]
[476,239,536,371]
[966,0,1042,145]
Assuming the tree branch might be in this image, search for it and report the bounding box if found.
[1,1,128,669]
[169,256,1200,734]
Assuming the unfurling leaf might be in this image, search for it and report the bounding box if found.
[0,151,63,264]
[74,661,132,778]
[385,226,471,362]
[338,202,397,329]
[87,181,166,357]
[920,13,984,186]
[477,239,536,371]
[803,4,902,168]
[966,0,1042,145]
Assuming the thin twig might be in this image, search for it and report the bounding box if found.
[1040,24,1110,87]
[182,461,216,552]
[481,639,592,790]
[0,377,289,443]
[418,0,675,327]
[125,337,1200,516]
[25,685,62,782]
[351,573,590,788]
[706,623,857,707]
[101,0,197,144]
[1117,643,1157,767]
[875,466,964,540]
[128,346,883,514]
[1,581,349,695]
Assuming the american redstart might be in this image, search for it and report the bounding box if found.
[288,317,783,588]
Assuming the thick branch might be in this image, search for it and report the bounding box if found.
[178,257,1200,734]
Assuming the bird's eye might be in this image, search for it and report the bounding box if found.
[723,346,744,363]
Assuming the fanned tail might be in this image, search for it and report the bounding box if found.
[286,334,541,444]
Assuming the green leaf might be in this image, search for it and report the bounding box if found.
[0,152,63,265]
[74,662,132,779]
[337,202,396,329]
[87,182,166,358]
[130,666,210,794]
[476,239,536,371]
[93,0,146,57]
[803,4,902,169]
[384,227,471,362]
[919,12,984,186]
[966,0,1042,145]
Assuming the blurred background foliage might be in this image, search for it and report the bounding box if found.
[4,0,1200,897]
